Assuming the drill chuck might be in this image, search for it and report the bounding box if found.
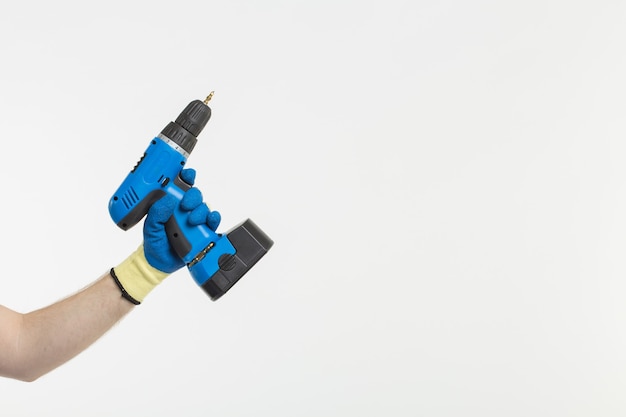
[160,99,212,156]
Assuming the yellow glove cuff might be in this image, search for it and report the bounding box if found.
[111,244,169,304]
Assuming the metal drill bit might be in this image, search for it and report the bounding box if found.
[204,91,215,104]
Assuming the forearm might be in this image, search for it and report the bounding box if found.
[8,272,133,381]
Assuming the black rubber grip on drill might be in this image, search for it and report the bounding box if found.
[160,100,212,155]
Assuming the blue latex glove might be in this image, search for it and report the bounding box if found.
[143,168,221,273]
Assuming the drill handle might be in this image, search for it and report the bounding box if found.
[164,172,194,259]
[162,173,221,263]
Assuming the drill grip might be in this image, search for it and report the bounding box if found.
[163,171,194,259]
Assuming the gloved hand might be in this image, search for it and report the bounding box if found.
[111,168,221,304]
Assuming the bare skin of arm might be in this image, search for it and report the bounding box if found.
[0,272,133,382]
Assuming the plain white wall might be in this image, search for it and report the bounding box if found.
[1,1,625,416]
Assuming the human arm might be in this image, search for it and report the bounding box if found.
[0,273,134,382]
[0,168,220,382]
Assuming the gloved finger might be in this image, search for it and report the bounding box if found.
[180,168,196,186]
[188,203,209,226]
[208,210,221,231]
[180,187,203,211]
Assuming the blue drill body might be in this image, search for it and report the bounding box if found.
[108,97,273,301]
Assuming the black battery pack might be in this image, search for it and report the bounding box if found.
[201,219,274,301]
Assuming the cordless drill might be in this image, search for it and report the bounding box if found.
[108,93,273,301]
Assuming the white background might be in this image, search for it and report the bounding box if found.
[0,0,625,416]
